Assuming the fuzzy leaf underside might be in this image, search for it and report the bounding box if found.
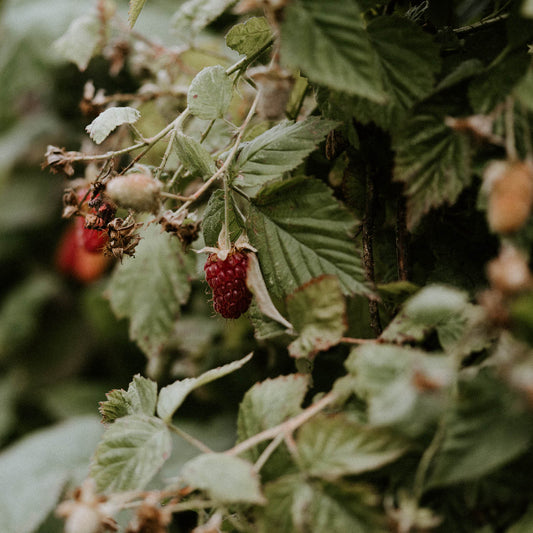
[187,65,233,120]
[244,177,369,299]
[174,132,216,178]
[107,224,195,359]
[280,0,386,102]
[90,414,171,493]
[235,117,337,192]
[86,107,141,144]
[173,0,236,41]
[286,275,347,358]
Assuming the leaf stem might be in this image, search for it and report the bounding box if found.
[167,423,214,454]
[252,432,284,473]
[227,391,337,457]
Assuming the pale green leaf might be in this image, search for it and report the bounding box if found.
[225,16,273,57]
[514,67,533,111]
[345,344,453,436]
[287,275,346,358]
[181,453,265,504]
[157,352,253,422]
[297,414,408,479]
[427,371,533,488]
[0,273,61,359]
[187,65,233,120]
[243,177,369,299]
[86,106,141,144]
[90,414,171,493]
[173,0,236,42]
[175,132,216,178]
[129,0,147,28]
[107,224,195,359]
[99,374,158,424]
[235,117,337,192]
[393,100,472,229]
[261,475,386,533]
[53,14,101,71]
[523,0,533,17]
[0,417,103,533]
[280,0,386,102]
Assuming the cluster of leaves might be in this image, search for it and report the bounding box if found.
[4,0,533,532]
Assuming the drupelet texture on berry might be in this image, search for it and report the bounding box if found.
[204,251,252,319]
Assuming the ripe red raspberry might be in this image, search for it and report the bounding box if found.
[204,251,252,319]
[75,216,108,253]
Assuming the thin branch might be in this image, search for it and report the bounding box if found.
[167,423,214,454]
[396,195,410,281]
[253,432,284,473]
[340,336,378,345]
[453,13,509,35]
[227,392,337,457]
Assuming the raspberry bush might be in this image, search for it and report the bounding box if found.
[2,1,533,532]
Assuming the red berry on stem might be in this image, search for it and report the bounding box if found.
[75,217,108,253]
[204,251,252,319]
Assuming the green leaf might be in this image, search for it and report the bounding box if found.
[260,475,386,533]
[172,0,236,42]
[238,374,309,447]
[393,100,472,229]
[280,0,386,102]
[235,117,337,192]
[0,416,103,533]
[297,414,408,479]
[157,352,253,422]
[508,505,533,533]
[99,374,158,424]
[225,16,273,57]
[53,14,101,71]
[514,67,533,111]
[90,414,171,493]
[0,273,61,359]
[243,177,369,299]
[286,275,347,358]
[427,371,533,488]
[107,224,195,359]
[174,132,216,178]
[128,0,147,28]
[524,0,533,17]
[0,372,23,444]
[345,344,453,436]
[85,106,141,144]
[201,189,243,247]
[180,453,265,504]
[187,65,233,120]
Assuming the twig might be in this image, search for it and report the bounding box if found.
[227,392,337,457]
[253,432,284,473]
[453,13,509,35]
[340,336,378,345]
[167,423,214,454]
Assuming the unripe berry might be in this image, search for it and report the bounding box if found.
[485,160,533,234]
[106,172,161,212]
[204,251,252,319]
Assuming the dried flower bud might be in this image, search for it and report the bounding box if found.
[484,160,533,234]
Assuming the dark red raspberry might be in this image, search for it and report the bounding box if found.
[75,216,108,253]
[204,251,252,319]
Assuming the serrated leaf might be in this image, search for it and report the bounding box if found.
[173,0,236,42]
[238,374,309,448]
[175,132,216,178]
[128,0,147,28]
[90,414,171,493]
[202,189,243,247]
[86,106,141,144]
[345,344,453,436]
[53,14,101,71]
[428,370,533,488]
[243,177,369,299]
[225,16,273,57]
[380,285,469,349]
[157,352,253,422]
[181,453,265,504]
[0,416,103,533]
[235,117,337,192]
[0,273,61,359]
[99,374,158,424]
[107,224,195,359]
[297,414,408,479]
[393,100,472,230]
[187,65,233,120]
[261,475,386,533]
[286,275,346,358]
[280,0,386,102]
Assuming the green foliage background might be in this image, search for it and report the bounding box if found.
[2,0,533,532]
